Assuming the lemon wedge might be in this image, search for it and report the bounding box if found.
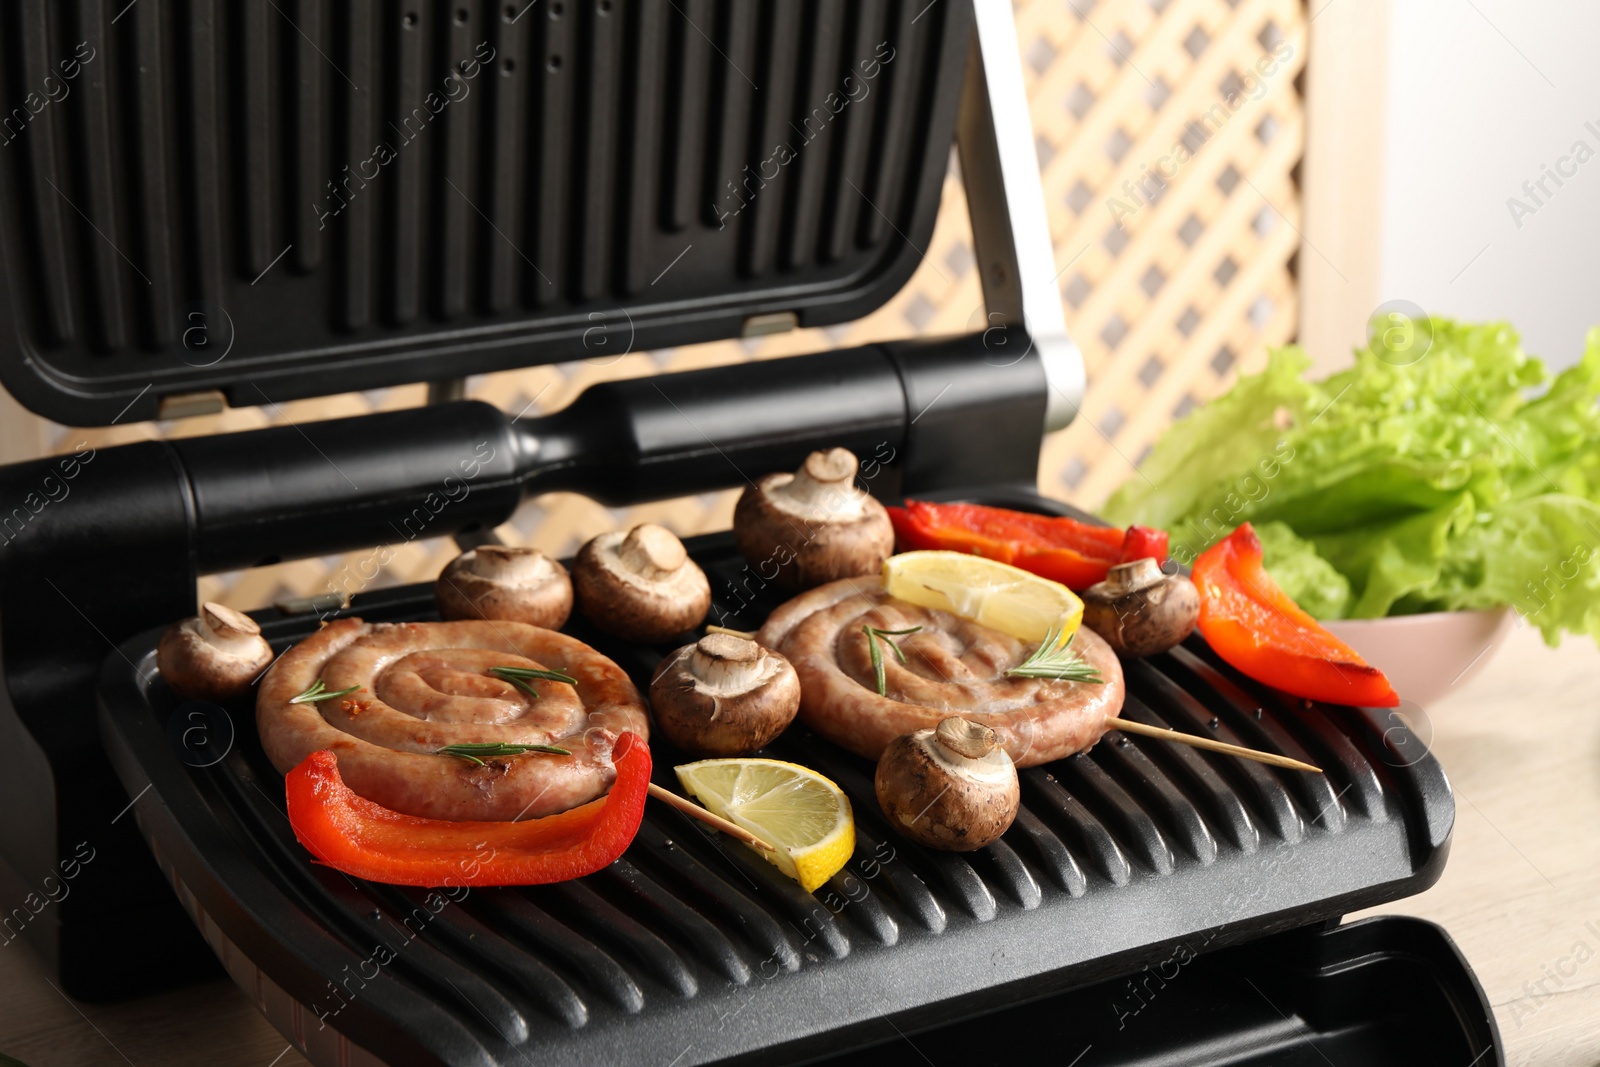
[881,550,1084,646]
[674,759,854,892]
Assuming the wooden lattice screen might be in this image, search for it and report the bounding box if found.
[21,0,1307,611]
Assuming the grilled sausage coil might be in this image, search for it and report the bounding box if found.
[257,619,649,821]
[758,579,1125,767]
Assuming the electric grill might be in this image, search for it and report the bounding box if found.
[0,2,1499,1063]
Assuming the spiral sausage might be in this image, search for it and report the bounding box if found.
[257,619,649,821]
[758,579,1125,767]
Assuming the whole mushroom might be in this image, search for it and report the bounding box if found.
[875,717,1020,851]
[573,523,711,644]
[733,447,894,592]
[649,633,801,756]
[157,602,275,702]
[1080,557,1199,658]
[436,544,572,629]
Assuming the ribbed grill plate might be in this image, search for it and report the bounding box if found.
[0,0,968,424]
[99,518,1454,1067]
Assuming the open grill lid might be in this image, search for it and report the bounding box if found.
[0,0,970,424]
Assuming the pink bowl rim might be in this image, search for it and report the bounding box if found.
[1318,606,1512,629]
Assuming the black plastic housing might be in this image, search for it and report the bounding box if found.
[828,916,1499,1066]
[0,0,972,424]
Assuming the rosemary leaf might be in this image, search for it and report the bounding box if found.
[437,741,572,766]
[288,679,363,705]
[866,625,885,696]
[863,625,923,696]
[1005,626,1104,685]
[488,665,579,700]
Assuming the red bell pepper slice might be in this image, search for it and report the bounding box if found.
[886,499,1168,591]
[284,732,651,886]
[1192,524,1399,708]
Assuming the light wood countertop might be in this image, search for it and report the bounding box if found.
[2,620,1594,1066]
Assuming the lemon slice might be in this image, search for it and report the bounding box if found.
[882,550,1084,646]
[674,759,854,892]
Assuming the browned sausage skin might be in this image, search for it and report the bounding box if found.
[758,578,1125,767]
[256,619,649,821]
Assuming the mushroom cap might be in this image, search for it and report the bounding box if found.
[436,544,573,629]
[157,601,276,702]
[573,523,711,644]
[1081,558,1200,658]
[649,633,801,756]
[874,717,1019,851]
[732,448,894,592]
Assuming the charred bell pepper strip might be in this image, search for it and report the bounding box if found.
[1192,525,1399,708]
[284,732,651,886]
[886,500,1169,591]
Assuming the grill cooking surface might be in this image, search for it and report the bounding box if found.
[99,509,1453,1067]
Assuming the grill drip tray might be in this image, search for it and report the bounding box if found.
[97,498,1494,1067]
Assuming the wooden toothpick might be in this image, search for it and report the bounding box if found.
[703,624,758,641]
[1108,717,1323,774]
[647,783,777,851]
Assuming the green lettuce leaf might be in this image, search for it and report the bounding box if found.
[1103,319,1600,645]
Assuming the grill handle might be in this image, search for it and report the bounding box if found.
[143,333,1042,573]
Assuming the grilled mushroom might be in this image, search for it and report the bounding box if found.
[436,544,573,629]
[573,523,711,644]
[875,717,1020,851]
[1080,557,1199,658]
[649,633,801,756]
[157,602,275,702]
[732,447,894,591]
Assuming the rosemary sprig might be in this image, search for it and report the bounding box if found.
[1006,626,1104,685]
[863,624,923,697]
[288,679,362,704]
[488,665,579,699]
[437,741,572,766]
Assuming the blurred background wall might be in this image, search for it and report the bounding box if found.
[1377,0,1600,373]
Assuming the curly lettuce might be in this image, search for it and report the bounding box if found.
[1104,320,1600,645]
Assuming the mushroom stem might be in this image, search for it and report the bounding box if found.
[1100,556,1165,596]
[618,523,688,577]
[781,448,859,509]
[687,633,767,693]
[200,601,257,638]
[935,717,998,760]
[198,602,265,654]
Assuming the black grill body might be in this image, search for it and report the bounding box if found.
[97,492,1494,1067]
[0,1,1502,1061]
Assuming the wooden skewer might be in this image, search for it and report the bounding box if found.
[647,783,777,851]
[1108,717,1323,774]
[704,624,758,640]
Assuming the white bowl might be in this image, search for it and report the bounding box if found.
[1319,607,1515,707]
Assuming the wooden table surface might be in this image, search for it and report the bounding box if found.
[1,619,1595,1067]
